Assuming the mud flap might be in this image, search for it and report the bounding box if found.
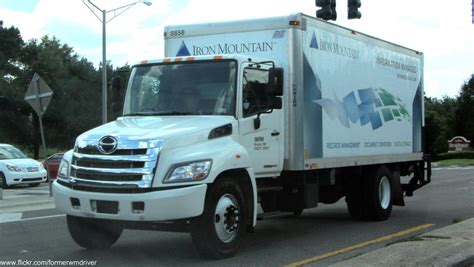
[391,169,405,206]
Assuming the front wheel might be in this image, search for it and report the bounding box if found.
[1,173,8,189]
[191,177,247,259]
[67,215,122,249]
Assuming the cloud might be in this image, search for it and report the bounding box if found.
[1,0,473,97]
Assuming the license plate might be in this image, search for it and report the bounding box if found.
[94,200,119,214]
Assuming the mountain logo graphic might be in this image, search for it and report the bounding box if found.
[310,31,319,49]
[314,88,410,130]
[176,41,191,57]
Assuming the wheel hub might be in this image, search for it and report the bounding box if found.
[214,194,240,243]
[379,176,391,210]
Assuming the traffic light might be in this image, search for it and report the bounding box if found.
[316,0,337,21]
[348,0,361,19]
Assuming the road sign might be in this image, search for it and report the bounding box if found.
[24,73,53,117]
[24,73,54,158]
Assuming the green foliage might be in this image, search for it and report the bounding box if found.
[435,159,474,167]
[0,27,128,158]
[433,152,474,161]
[454,74,474,142]
[424,96,457,155]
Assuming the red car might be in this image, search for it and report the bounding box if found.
[42,153,64,179]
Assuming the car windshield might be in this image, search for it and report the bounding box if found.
[0,146,28,160]
[123,60,237,116]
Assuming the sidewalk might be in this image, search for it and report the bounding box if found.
[331,218,474,267]
[0,185,55,214]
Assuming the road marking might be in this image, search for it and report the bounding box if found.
[0,213,23,223]
[286,223,434,267]
[0,214,65,224]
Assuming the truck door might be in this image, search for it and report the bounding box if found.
[239,63,283,177]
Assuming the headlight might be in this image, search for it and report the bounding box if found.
[6,164,22,172]
[164,160,212,184]
[57,159,70,182]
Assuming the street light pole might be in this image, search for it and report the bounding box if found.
[102,9,107,124]
[83,0,152,124]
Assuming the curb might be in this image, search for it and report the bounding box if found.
[330,218,474,267]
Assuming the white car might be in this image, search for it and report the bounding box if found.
[0,144,47,188]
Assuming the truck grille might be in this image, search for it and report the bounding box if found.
[76,147,147,156]
[70,140,162,189]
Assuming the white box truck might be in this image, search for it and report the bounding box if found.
[53,13,431,258]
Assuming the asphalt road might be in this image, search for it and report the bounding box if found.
[1,168,473,266]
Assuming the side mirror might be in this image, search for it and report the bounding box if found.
[268,68,283,96]
[268,97,282,110]
[110,76,123,117]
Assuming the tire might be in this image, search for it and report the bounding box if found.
[1,173,8,189]
[345,174,363,219]
[67,215,123,249]
[346,196,363,219]
[29,183,40,187]
[292,207,304,217]
[191,177,247,259]
[362,166,393,221]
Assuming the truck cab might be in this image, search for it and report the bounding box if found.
[53,55,284,258]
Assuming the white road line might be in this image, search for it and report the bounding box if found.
[0,213,23,223]
[0,214,65,224]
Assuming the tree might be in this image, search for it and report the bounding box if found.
[19,36,102,154]
[424,96,457,154]
[0,26,32,150]
[454,74,474,142]
[1,30,103,158]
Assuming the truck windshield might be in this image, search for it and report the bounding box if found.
[123,60,237,116]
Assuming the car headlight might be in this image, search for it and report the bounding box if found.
[164,160,212,184]
[6,164,22,172]
[57,159,70,182]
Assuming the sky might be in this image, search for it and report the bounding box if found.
[0,0,473,98]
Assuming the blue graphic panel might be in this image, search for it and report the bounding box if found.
[314,87,410,131]
[310,32,319,49]
[358,88,376,104]
[343,91,359,123]
[176,41,191,57]
[369,111,383,130]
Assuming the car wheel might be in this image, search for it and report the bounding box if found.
[67,215,123,249]
[1,173,8,189]
[191,177,247,259]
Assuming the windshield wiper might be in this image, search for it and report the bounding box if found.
[123,111,194,117]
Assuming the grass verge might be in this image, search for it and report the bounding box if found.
[434,159,474,167]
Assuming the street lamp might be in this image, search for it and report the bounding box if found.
[83,0,152,124]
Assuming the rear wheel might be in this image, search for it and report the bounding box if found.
[1,173,8,189]
[292,207,304,217]
[345,175,363,219]
[363,166,393,221]
[346,195,363,219]
[191,177,247,259]
[67,215,122,249]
